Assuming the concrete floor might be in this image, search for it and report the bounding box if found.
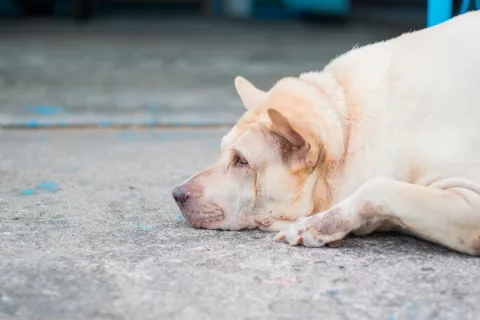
[1,129,480,320]
[0,16,419,127]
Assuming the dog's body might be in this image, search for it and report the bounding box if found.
[173,12,480,255]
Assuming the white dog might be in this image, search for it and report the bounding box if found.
[173,11,480,255]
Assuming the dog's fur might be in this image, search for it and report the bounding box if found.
[173,12,480,255]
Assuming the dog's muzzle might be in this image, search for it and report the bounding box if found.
[172,183,225,228]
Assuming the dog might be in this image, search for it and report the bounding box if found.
[173,11,480,255]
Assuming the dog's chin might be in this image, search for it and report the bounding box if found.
[180,203,225,229]
[188,218,225,229]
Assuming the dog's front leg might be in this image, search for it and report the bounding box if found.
[254,216,297,232]
[275,177,480,255]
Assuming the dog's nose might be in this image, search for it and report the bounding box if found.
[172,186,190,204]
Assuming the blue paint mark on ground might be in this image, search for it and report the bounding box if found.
[326,290,339,296]
[27,121,38,128]
[138,224,153,231]
[20,189,35,196]
[99,120,112,127]
[387,315,397,320]
[36,182,59,192]
[23,105,65,115]
[407,301,417,314]
[177,215,184,220]
[54,220,71,226]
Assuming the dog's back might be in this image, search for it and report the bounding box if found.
[323,11,480,201]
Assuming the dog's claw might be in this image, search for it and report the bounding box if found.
[275,208,353,248]
[289,235,303,246]
[301,232,325,247]
[274,231,287,241]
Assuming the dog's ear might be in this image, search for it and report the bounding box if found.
[267,108,304,147]
[267,108,321,168]
[235,76,266,110]
[268,107,345,168]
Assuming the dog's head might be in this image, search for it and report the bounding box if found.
[173,74,346,230]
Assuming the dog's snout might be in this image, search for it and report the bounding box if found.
[172,186,190,204]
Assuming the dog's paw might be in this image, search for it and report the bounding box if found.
[274,205,361,247]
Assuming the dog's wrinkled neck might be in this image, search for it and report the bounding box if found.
[300,71,351,215]
[309,160,334,214]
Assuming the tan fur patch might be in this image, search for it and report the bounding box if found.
[468,233,480,256]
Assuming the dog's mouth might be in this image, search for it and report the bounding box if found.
[181,203,225,229]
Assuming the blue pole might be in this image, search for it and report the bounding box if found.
[460,0,470,14]
[427,0,452,27]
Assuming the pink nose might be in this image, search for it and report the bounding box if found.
[172,186,190,204]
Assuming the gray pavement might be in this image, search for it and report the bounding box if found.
[1,129,480,320]
[0,17,418,128]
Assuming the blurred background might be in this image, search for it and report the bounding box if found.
[0,0,467,128]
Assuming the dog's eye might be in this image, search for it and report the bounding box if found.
[234,154,249,167]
